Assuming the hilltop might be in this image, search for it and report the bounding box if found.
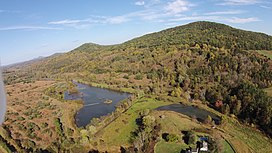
[122,21,272,50]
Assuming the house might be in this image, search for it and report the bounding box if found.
[198,137,209,151]
[200,141,208,151]
[184,137,209,153]
[185,148,198,153]
[191,148,199,153]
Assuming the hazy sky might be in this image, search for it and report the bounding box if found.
[0,0,272,65]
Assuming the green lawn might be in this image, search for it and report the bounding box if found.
[155,141,188,153]
[223,140,235,153]
[151,111,203,134]
[97,97,172,148]
[256,50,272,59]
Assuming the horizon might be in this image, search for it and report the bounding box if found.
[1,0,272,65]
[3,20,272,66]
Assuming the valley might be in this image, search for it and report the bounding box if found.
[1,21,272,153]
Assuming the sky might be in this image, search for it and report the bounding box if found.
[0,0,272,65]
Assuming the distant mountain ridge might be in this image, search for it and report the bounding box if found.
[3,53,65,70]
[4,21,272,80]
[3,56,45,69]
[120,21,272,50]
[6,21,272,69]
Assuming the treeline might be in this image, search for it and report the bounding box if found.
[231,83,272,135]
[176,47,272,136]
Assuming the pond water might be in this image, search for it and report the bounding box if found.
[64,82,131,127]
[156,104,221,125]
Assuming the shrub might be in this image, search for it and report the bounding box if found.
[185,131,197,145]
[166,134,179,142]
[123,75,129,79]
[41,123,48,128]
[135,74,143,80]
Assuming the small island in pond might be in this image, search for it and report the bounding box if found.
[104,99,113,104]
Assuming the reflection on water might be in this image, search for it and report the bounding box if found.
[65,82,131,127]
[157,104,221,125]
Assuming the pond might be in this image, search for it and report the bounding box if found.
[64,82,131,127]
[156,104,221,125]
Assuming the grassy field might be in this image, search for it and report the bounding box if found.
[152,111,204,135]
[155,141,188,153]
[256,50,272,59]
[96,97,173,151]
[96,97,213,153]
[222,119,272,153]
[223,140,235,153]
[152,111,205,153]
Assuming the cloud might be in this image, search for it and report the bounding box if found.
[47,0,259,30]
[204,10,245,15]
[260,5,271,9]
[48,19,82,25]
[225,17,260,23]
[142,0,161,7]
[48,17,104,29]
[135,1,145,6]
[164,0,191,14]
[0,10,21,13]
[47,0,195,29]
[169,16,221,22]
[47,9,165,29]
[168,15,260,24]
[106,16,129,24]
[0,26,61,31]
[219,0,260,5]
[48,17,125,29]
[165,22,179,26]
[48,15,128,28]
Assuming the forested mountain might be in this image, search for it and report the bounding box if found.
[4,21,272,138]
[123,21,272,50]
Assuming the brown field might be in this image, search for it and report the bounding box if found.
[3,81,82,149]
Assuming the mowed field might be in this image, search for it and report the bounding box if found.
[257,50,272,59]
[3,81,82,150]
[95,97,173,151]
[222,118,272,153]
